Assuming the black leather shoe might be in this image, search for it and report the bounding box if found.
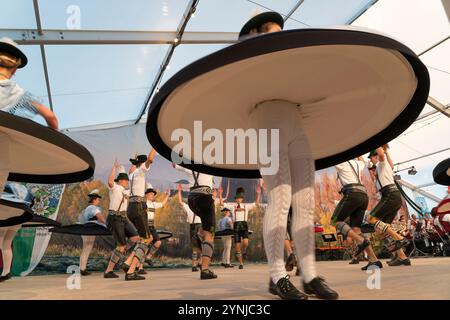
[192,266,199,272]
[225,264,234,268]
[285,253,297,272]
[0,273,12,282]
[200,269,218,280]
[269,276,308,300]
[125,272,145,281]
[349,258,360,264]
[303,277,339,300]
[388,258,411,266]
[103,271,119,279]
[138,269,147,275]
[354,239,370,257]
[388,238,410,253]
[239,264,244,270]
[361,261,383,271]
[80,269,91,276]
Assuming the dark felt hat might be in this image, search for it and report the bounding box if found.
[0,37,28,68]
[239,11,284,40]
[145,188,157,195]
[114,173,129,182]
[130,154,148,165]
[368,150,378,158]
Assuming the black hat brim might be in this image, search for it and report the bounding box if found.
[88,194,102,199]
[145,189,157,195]
[239,11,284,39]
[0,42,28,68]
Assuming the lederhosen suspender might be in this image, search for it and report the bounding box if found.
[130,171,135,196]
[192,170,200,187]
[337,161,363,194]
[349,161,361,184]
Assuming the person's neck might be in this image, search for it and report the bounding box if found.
[0,72,11,80]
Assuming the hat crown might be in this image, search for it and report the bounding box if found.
[0,37,19,48]
[88,189,100,196]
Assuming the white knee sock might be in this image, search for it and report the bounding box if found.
[1,227,19,276]
[262,152,292,284]
[290,157,317,283]
[80,235,95,271]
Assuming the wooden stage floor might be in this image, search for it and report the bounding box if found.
[1,257,449,300]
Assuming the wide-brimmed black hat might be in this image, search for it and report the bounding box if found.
[239,11,284,39]
[221,207,231,213]
[130,154,148,165]
[88,189,102,199]
[145,187,157,195]
[0,37,28,68]
[114,173,129,182]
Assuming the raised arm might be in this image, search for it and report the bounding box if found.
[218,184,225,206]
[145,148,157,169]
[375,147,385,162]
[177,184,183,205]
[255,183,261,205]
[383,146,395,170]
[224,179,230,201]
[32,102,58,129]
[160,189,171,207]
[108,159,118,189]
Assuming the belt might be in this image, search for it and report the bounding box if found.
[380,184,398,194]
[108,210,127,217]
[190,186,212,195]
[129,196,146,202]
[341,183,367,194]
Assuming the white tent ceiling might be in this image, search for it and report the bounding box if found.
[1,0,449,203]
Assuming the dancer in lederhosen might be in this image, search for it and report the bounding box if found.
[144,184,170,266]
[78,189,106,276]
[219,186,261,269]
[127,151,156,246]
[368,146,411,266]
[239,12,338,300]
[177,184,202,271]
[331,157,382,271]
[103,160,147,281]
[173,164,217,280]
